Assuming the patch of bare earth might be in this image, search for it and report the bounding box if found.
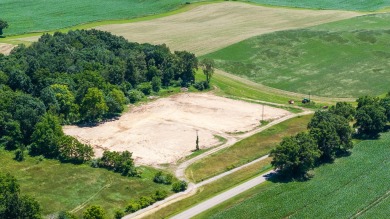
[16,2,360,55]
[0,43,16,55]
[63,93,291,166]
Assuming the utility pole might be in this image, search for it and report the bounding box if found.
[262,104,264,121]
[196,130,199,151]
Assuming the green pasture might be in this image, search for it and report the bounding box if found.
[203,13,390,98]
[196,132,390,219]
[0,0,206,36]
[186,115,313,183]
[249,0,390,11]
[0,149,173,217]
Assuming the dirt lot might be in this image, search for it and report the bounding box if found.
[63,93,291,166]
[0,43,16,55]
[14,2,360,56]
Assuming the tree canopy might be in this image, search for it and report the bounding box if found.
[0,19,8,36]
[270,132,320,178]
[0,173,42,219]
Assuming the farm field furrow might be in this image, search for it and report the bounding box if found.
[203,13,390,98]
[194,132,390,219]
[13,2,361,56]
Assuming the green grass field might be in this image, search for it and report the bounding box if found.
[0,149,174,218]
[0,0,203,36]
[186,115,312,183]
[195,132,390,219]
[203,13,390,98]
[249,0,390,11]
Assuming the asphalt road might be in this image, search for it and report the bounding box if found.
[171,170,274,219]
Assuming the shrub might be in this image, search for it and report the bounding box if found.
[138,196,155,208]
[114,209,125,219]
[172,180,188,192]
[137,82,152,95]
[193,81,210,91]
[14,149,25,161]
[125,200,141,213]
[151,76,161,92]
[153,171,173,185]
[152,190,168,201]
[127,89,144,103]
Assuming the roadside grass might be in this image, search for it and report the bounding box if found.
[195,132,390,219]
[143,157,272,219]
[247,0,390,11]
[203,13,390,98]
[0,149,174,218]
[186,114,312,183]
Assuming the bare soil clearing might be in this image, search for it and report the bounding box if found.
[0,43,16,55]
[14,2,360,56]
[63,93,290,166]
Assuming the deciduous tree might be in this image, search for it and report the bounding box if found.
[0,19,8,36]
[270,132,320,178]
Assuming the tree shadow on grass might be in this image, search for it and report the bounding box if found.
[265,171,312,184]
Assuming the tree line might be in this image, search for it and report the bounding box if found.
[271,94,390,179]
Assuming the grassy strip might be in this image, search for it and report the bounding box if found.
[0,149,174,218]
[195,132,390,219]
[186,114,312,183]
[143,157,272,219]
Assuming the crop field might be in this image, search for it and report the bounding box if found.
[0,0,200,36]
[0,149,173,217]
[186,115,312,183]
[250,0,390,11]
[203,13,390,98]
[10,2,360,56]
[195,132,390,219]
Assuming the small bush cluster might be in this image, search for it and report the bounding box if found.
[125,190,168,213]
[153,171,173,185]
[95,150,140,177]
[193,80,210,91]
[172,180,188,193]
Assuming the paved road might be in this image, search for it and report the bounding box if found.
[171,170,274,219]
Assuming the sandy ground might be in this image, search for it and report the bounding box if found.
[0,43,16,55]
[63,93,291,166]
[14,2,360,56]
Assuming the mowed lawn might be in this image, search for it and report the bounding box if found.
[0,0,195,35]
[186,115,313,183]
[196,132,390,219]
[0,149,173,217]
[250,0,390,11]
[203,13,390,98]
